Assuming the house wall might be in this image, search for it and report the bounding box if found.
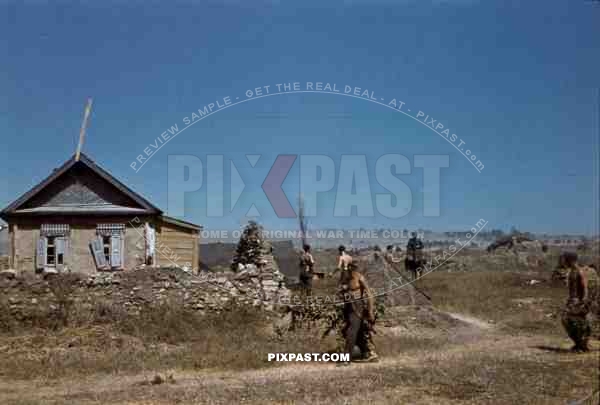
[155,220,199,271]
[9,216,153,274]
[0,227,8,256]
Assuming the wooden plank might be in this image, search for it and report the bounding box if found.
[9,224,16,269]
[159,248,193,254]
[157,238,193,245]
[157,235,194,242]
[157,241,193,246]
[157,232,194,239]
[159,245,194,254]
[160,259,193,265]
[193,232,199,271]
[156,241,194,248]
[161,230,191,235]
[158,240,194,249]
[155,245,193,251]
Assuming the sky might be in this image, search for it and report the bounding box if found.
[0,0,598,236]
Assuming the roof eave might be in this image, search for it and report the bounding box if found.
[0,209,161,218]
[161,215,203,231]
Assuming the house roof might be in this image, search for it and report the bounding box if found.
[0,153,162,218]
[0,153,201,229]
[161,215,203,231]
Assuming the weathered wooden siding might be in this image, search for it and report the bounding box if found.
[155,221,199,270]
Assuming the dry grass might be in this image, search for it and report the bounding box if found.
[0,300,329,380]
[3,339,595,405]
[1,252,598,404]
[416,267,599,336]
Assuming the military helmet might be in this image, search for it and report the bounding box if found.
[338,245,346,253]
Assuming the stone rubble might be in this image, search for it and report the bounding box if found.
[0,264,291,320]
[0,222,292,320]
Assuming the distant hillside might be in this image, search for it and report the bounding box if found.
[271,240,299,278]
[199,240,299,278]
[198,242,236,271]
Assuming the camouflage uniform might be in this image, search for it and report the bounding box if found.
[299,251,314,296]
[338,269,378,362]
[561,300,591,352]
[406,235,425,279]
[560,259,591,352]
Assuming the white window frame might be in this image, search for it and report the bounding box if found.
[103,233,124,270]
[37,225,69,272]
[94,224,125,271]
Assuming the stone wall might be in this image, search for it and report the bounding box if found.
[0,255,291,320]
[0,256,8,271]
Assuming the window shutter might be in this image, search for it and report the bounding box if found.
[36,238,47,270]
[90,237,108,270]
[111,234,123,269]
[145,224,155,262]
[55,237,66,271]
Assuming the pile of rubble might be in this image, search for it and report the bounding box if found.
[0,222,292,321]
[485,236,549,269]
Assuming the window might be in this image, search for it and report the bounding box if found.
[36,225,69,271]
[47,236,56,266]
[43,237,66,267]
[103,236,111,264]
[91,224,125,271]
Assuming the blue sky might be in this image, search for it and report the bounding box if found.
[0,0,598,236]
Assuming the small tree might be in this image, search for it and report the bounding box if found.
[231,221,267,271]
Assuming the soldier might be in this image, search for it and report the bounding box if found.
[336,245,378,365]
[560,252,591,353]
[372,245,382,261]
[299,244,315,295]
[333,245,353,275]
[406,232,425,279]
[384,245,402,267]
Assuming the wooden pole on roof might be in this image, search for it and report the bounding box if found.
[75,98,93,161]
[298,193,307,249]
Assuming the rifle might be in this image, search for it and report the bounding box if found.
[368,312,378,334]
[387,260,432,301]
[298,193,307,249]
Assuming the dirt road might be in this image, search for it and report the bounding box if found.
[1,312,597,405]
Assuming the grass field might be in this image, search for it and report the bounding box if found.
[0,250,598,404]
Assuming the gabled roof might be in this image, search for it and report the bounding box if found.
[161,215,203,231]
[1,152,163,218]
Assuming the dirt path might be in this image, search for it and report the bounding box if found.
[444,312,494,330]
[0,314,597,405]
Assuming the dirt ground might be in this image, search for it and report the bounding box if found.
[0,255,598,405]
[0,308,597,405]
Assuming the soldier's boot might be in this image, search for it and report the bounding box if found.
[362,352,379,362]
[576,337,590,352]
[358,340,379,362]
[354,331,379,363]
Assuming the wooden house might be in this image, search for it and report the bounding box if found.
[0,153,201,274]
